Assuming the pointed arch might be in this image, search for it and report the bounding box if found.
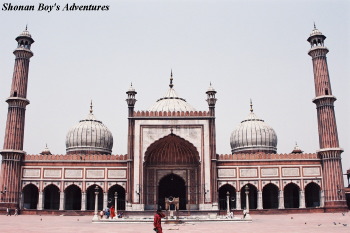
[144,134,199,165]
[241,184,258,209]
[64,184,81,210]
[43,184,60,210]
[108,185,126,210]
[262,183,279,209]
[218,184,236,210]
[86,185,103,211]
[284,183,300,208]
[22,184,38,209]
[305,182,321,207]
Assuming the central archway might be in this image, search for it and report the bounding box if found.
[143,133,200,210]
[158,174,186,210]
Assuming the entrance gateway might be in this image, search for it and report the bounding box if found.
[143,134,201,210]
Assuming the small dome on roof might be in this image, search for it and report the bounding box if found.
[310,28,323,37]
[207,83,216,92]
[128,83,136,92]
[291,142,303,154]
[40,144,52,155]
[20,29,32,38]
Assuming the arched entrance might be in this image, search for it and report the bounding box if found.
[158,174,186,210]
[143,134,200,210]
[65,185,81,210]
[218,184,236,211]
[43,184,60,210]
[108,185,126,210]
[262,183,279,209]
[22,184,38,209]
[305,182,320,207]
[241,184,257,209]
[284,183,300,208]
[86,185,103,211]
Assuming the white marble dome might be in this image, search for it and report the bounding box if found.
[230,107,277,154]
[149,74,196,112]
[66,107,113,155]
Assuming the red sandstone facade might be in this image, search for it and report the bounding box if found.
[0,27,348,214]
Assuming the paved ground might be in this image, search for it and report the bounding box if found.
[0,212,349,233]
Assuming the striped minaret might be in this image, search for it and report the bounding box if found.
[307,25,347,210]
[0,27,34,207]
[206,83,218,206]
[126,83,137,208]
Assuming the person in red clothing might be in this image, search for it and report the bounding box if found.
[110,205,115,219]
[153,208,165,233]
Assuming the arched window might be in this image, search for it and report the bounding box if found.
[22,184,39,209]
[284,183,300,208]
[241,184,258,209]
[305,182,320,207]
[262,183,279,209]
[218,184,236,211]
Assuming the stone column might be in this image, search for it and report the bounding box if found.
[320,190,325,207]
[114,192,118,218]
[81,192,86,211]
[19,192,23,210]
[59,191,64,210]
[257,191,263,209]
[278,190,284,209]
[236,191,241,210]
[37,191,43,210]
[299,190,305,208]
[103,192,108,209]
[92,187,99,221]
[226,192,230,215]
[244,185,252,220]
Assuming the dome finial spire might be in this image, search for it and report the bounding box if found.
[250,99,253,112]
[90,100,93,113]
[313,22,316,29]
[25,24,28,30]
[169,69,174,88]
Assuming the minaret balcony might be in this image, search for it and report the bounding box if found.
[312,95,336,106]
[6,97,30,108]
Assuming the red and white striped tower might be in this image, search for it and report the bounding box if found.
[206,83,218,206]
[126,83,137,208]
[0,27,34,208]
[307,24,347,210]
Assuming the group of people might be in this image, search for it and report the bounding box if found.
[99,205,124,219]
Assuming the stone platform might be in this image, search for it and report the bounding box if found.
[0,212,349,232]
[93,216,251,223]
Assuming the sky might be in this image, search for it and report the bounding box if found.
[0,0,349,181]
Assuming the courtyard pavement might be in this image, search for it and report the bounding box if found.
[0,212,349,233]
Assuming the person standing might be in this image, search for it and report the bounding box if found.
[153,208,165,233]
[110,205,115,219]
[14,208,18,216]
[6,207,11,216]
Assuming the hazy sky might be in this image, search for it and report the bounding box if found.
[0,1,349,180]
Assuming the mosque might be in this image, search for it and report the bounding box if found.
[0,26,348,214]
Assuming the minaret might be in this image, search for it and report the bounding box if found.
[0,27,34,207]
[206,83,218,206]
[307,25,347,210]
[126,83,137,209]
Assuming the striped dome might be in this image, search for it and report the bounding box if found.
[149,88,196,112]
[230,108,277,154]
[66,106,113,155]
[149,72,196,112]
